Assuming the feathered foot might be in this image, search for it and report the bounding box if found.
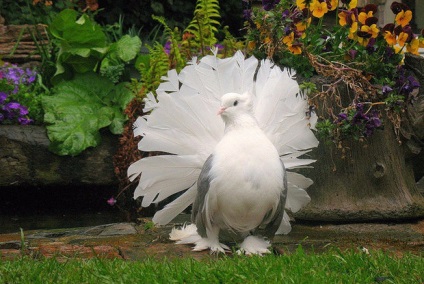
[193,238,230,253]
[169,224,229,254]
[170,224,200,243]
[237,236,272,256]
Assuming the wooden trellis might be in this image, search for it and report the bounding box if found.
[0,24,49,63]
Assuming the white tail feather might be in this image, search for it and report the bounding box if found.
[152,184,197,225]
[276,211,292,235]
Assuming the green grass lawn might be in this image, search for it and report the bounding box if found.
[1,247,422,283]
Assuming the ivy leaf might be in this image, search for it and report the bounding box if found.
[42,72,133,156]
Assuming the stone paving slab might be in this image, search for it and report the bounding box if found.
[1,217,423,261]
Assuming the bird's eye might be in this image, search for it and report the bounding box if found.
[233,100,238,106]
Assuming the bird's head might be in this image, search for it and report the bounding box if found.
[218,92,253,120]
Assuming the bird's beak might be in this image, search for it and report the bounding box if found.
[217,107,226,115]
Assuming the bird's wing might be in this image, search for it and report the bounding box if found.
[264,160,288,237]
[191,154,214,238]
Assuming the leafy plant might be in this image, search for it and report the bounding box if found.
[244,0,423,145]
[1,0,69,25]
[151,15,185,71]
[184,0,221,54]
[100,34,142,83]
[135,42,170,95]
[48,9,141,85]
[133,0,240,98]
[42,72,133,156]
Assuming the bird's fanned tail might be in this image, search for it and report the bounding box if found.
[128,51,318,233]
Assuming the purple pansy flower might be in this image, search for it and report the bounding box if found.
[262,0,280,11]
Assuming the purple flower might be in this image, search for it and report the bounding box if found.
[284,25,292,35]
[18,117,32,125]
[366,38,376,54]
[382,85,393,95]
[25,68,37,84]
[262,0,280,11]
[107,197,117,206]
[355,103,364,112]
[0,65,40,125]
[364,116,381,137]
[243,9,252,20]
[0,92,7,103]
[348,49,358,60]
[282,9,290,20]
[407,75,420,89]
[4,102,29,116]
[214,43,224,50]
[5,67,23,85]
[370,116,382,128]
[163,41,171,55]
[337,112,348,122]
[384,47,394,60]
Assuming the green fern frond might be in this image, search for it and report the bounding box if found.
[140,42,169,94]
[184,0,221,53]
[152,15,185,71]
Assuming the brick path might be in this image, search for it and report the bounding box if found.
[1,217,423,261]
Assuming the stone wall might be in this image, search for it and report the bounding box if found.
[0,125,118,187]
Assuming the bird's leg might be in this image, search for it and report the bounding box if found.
[193,225,229,253]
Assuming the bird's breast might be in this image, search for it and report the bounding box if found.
[206,128,284,232]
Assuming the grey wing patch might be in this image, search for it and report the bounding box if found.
[191,154,214,238]
[263,160,288,238]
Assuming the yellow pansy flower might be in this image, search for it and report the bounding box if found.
[296,0,306,10]
[384,31,397,46]
[283,32,295,46]
[295,18,311,32]
[289,45,302,55]
[338,11,348,26]
[348,22,358,39]
[395,10,412,27]
[398,32,409,47]
[329,0,338,11]
[361,24,379,38]
[357,36,369,46]
[358,11,373,25]
[406,38,419,55]
[310,0,328,18]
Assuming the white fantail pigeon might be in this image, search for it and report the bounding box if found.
[128,50,319,254]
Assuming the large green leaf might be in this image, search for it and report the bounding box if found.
[100,35,142,81]
[115,35,142,62]
[50,11,107,48]
[49,9,108,84]
[48,9,78,39]
[42,73,134,156]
